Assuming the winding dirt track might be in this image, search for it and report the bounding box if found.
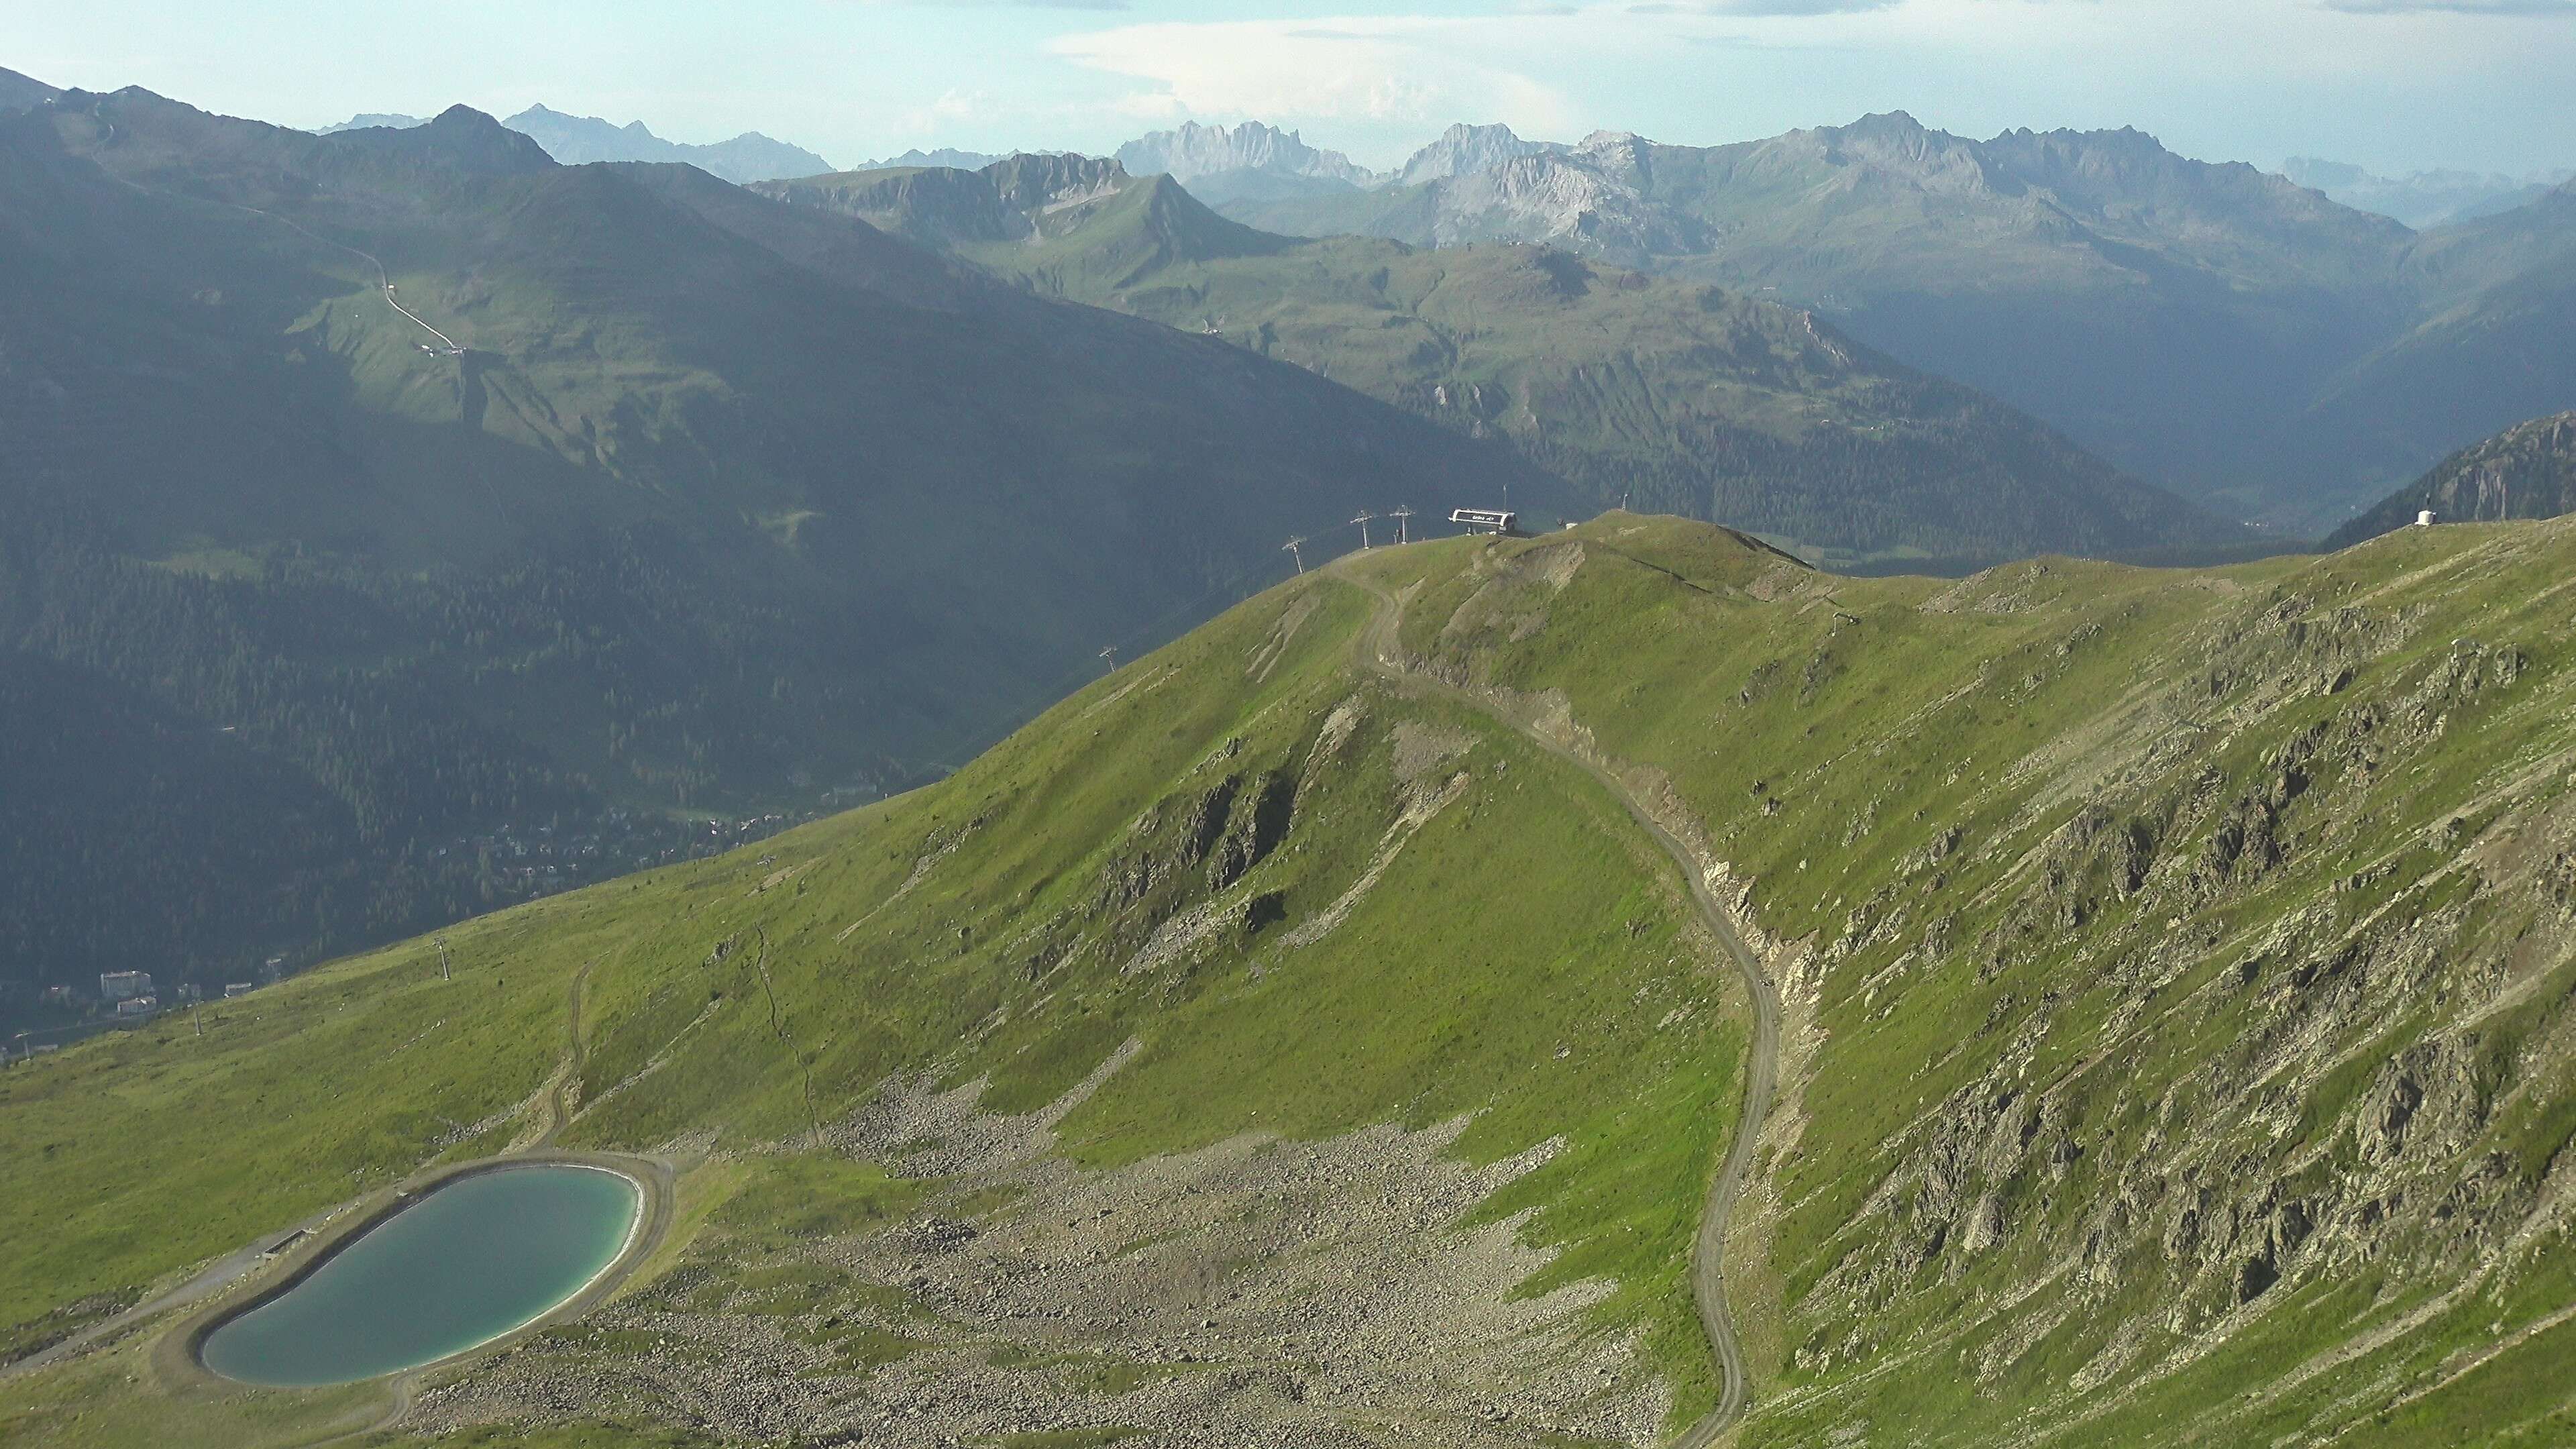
[540,956,600,1146]
[1342,564,1781,1445]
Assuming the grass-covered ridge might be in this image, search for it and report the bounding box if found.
[7,514,2576,1446]
[1368,515,2576,1446]
[0,542,1749,1446]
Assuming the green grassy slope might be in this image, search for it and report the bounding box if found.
[1372,516,2576,1446]
[0,551,1748,1444]
[759,162,2241,570]
[8,515,2576,1446]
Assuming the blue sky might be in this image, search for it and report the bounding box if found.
[11,0,2575,176]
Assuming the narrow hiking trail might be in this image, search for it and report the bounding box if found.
[539,957,600,1146]
[103,167,464,354]
[1341,563,1783,1446]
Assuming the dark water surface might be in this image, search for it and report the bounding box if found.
[199,1165,639,1386]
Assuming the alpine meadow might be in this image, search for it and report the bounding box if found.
[5,10,2576,1449]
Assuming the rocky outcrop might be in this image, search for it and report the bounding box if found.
[1116,121,1384,195]
[753,164,1041,247]
[1395,123,1566,187]
[2325,411,2576,547]
[1770,574,2574,1414]
[980,152,1128,217]
[1427,152,1704,264]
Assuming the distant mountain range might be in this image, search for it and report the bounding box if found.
[1114,120,1385,206]
[500,105,831,182]
[2326,411,2576,547]
[315,105,833,182]
[1188,114,2575,536]
[0,89,1562,996]
[2283,156,2573,230]
[313,112,425,134]
[850,146,1003,173]
[246,105,2576,539]
[758,152,2242,567]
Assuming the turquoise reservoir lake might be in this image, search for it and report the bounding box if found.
[199,1165,640,1386]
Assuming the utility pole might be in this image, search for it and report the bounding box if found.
[1390,506,1413,545]
[435,935,451,982]
[1099,645,1120,673]
[1352,510,1377,550]
[1283,535,1307,574]
[192,1000,203,1037]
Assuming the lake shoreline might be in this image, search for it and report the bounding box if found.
[154,1148,676,1403]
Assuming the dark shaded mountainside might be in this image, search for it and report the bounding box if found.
[7,514,2576,1449]
[0,65,56,113]
[313,108,836,185]
[2326,411,2576,547]
[0,89,1569,1005]
[758,154,2242,568]
[1225,115,2576,534]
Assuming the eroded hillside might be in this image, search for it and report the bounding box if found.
[1373,516,2576,1446]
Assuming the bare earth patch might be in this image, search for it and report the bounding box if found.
[407,1066,1670,1447]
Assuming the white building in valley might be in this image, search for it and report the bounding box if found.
[99,971,154,1002]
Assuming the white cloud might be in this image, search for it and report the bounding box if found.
[1022,1,2575,172]
[1046,0,2551,143]
[844,0,1134,8]
[2323,0,2574,11]
[1047,15,1580,133]
[1628,0,1900,13]
[900,87,997,131]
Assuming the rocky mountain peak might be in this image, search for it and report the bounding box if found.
[980,150,1129,213]
[1116,119,1384,189]
[333,104,557,176]
[1843,109,1932,140]
[1397,121,1563,186]
[1552,131,1647,191]
[1806,113,1996,197]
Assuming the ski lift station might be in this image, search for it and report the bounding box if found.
[1451,507,1522,536]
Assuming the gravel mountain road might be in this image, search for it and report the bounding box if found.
[1344,561,1781,1444]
